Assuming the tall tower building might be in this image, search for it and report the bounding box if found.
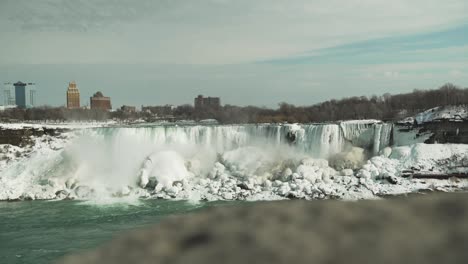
[3,82,15,106]
[14,81,36,108]
[66,81,80,109]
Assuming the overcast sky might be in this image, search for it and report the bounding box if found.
[0,0,467,108]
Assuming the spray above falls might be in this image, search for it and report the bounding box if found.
[0,121,401,201]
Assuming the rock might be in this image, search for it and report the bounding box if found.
[21,193,35,200]
[55,190,69,199]
[386,176,400,185]
[74,186,94,198]
[237,182,251,190]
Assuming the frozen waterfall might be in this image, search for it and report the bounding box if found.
[0,121,396,201]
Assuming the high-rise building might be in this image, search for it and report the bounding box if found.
[90,91,112,111]
[194,95,221,110]
[66,81,80,109]
[3,82,15,106]
[14,81,36,108]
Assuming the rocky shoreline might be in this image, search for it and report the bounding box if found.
[0,127,69,146]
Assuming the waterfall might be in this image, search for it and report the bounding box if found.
[86,122,393,158]
[0,121,396,201]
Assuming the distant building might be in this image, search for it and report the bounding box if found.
[90,91,112,111]
[66,81,80,109]
[194,95,221,110]
[142,105,175,116]
[121,105,136,113]
[3,82,15,106]
[14,81,36,108]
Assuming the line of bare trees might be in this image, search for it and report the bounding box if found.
[0,83,466,123]
[195,83,468,123]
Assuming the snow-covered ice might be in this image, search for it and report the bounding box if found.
[413,105,468,124]
[0,122,467,202]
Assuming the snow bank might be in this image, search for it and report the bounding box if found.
[0,125,467,202]
[414,105,468,124]
[357,143,468,180]
[0,120,118,130]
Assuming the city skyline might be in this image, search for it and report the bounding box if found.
[0,0,467,108]
[2,81,36,108]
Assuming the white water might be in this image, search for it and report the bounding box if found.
[1,122,466,201]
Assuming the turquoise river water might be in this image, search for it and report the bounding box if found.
[0,199,231,264]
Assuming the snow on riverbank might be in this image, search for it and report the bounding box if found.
[0,120,118,130]
[358,144,468,178]
[0,123,466,202]
[407,105,468,124]
[0,131,76,200]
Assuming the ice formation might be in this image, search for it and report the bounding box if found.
[0,122,466,201]
[413,105,468,124]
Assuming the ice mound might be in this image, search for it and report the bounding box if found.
[139,150,190,189]
[329,147,366,170]
[221,147,274,178]
[358,143,468,180]
[1,125,467,202]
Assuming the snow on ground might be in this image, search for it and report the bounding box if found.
[339,119,381,124]
[413,105,468,124]
[0,132,75,200]
[0,120,118,130]
[357,144,468,180]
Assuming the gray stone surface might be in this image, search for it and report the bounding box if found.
[60,193,468,264]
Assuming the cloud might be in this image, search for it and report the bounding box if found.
[384,71,400,78]
[1,0,467,108]
[0,0,467,64]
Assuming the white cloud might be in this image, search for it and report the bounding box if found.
[0,0,467,64]
[450,69,463,77]
[384,71,400,78]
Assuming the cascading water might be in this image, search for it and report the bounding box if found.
[0,122,395,201]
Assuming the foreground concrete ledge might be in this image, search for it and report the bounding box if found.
[60,193,468,264]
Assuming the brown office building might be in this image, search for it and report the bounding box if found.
[90,91,112,111]
[194,95,221,110]
[66,81,80,109]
